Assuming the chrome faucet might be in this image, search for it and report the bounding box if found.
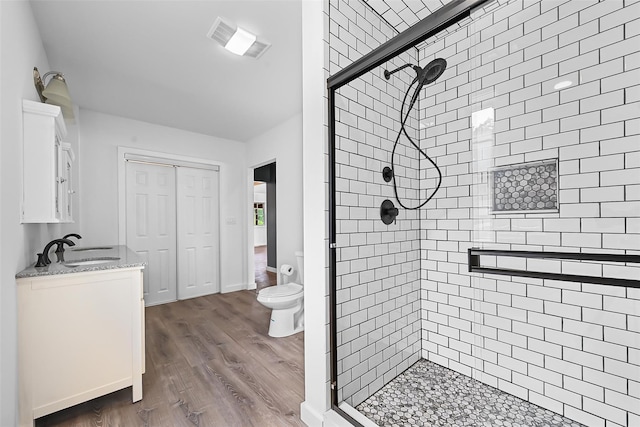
[35,238,75,267]
[55,233,82,262]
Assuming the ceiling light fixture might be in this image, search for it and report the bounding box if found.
[33,67,74,121]
[225,27,257,56]
[207,17,271,59]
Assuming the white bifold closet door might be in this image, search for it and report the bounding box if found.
[125,161,220,306]
[176,167,220,299]
[126,162,177,305]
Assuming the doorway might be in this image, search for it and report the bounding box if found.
[124,155,221,306]
[253,162,277,289]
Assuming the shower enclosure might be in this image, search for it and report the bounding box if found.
[328,0,640,426]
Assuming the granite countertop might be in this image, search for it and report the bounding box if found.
[16,245,146,279]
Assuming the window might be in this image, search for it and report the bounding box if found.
[254,203,265,226]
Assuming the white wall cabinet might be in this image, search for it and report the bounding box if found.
[17,267,144,426]
[22,99,75,223]
[59,142,75,222]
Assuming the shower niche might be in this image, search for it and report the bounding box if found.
[489,159,559,214]
[328,0,640,426]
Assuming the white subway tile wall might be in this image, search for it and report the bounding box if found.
[415,1,640,426]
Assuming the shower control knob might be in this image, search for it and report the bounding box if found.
[380,199,399,225]
[382,166,394,183]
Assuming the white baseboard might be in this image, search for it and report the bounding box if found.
[299,403,375,427]
[300,401,324,427]
[247,281,257,290]
[221,282,250,294]
[266,266,277,273]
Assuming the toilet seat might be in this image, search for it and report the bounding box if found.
[258,283,303,302]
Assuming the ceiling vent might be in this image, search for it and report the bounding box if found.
[207,17,271,59]
[244,40,271,59]
[207,17,235,46]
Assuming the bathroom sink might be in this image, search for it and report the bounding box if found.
[64,257,120,267]
[72,246,113,252]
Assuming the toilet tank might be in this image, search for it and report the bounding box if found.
[295,251,304,285]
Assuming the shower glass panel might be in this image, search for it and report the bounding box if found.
[444,0,639,425]
[334,46,423,407]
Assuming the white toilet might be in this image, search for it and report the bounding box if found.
[257,251,304,337]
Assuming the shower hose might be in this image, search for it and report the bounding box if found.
[389,74,443,210]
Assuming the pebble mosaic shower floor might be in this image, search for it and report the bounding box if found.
[355,360,584,427]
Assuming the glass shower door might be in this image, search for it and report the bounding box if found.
[467,2,640,426]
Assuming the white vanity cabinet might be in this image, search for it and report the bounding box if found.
[17,266,144,427]
[21,99,75,223]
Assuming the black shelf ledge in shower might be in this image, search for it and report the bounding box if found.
[468,248,640,289]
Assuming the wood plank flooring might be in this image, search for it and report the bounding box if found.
[254,245,277,290]
[36,291,305,427]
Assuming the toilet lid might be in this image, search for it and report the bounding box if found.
[259,283,303,298]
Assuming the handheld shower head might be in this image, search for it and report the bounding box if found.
[383,57,448,212]
[385,58,447,86]
[407,58,447,110]
[417,58,447,87]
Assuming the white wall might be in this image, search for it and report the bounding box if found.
[0,2,79,425]
[1,3,4,422]
[247,113,304,284]
[78,108,248,292]
[300,0,331,424]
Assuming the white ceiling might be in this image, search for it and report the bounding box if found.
[29,0,457,142]
[30,0,303,142]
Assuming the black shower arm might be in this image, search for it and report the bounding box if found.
[384,63,417,80]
